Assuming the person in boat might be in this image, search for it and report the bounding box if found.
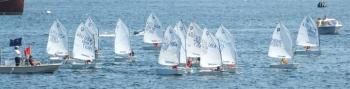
[304,46,311,51]
[85,60,92,64]
[214,66,222,71]
[26,55,41,66]
[14,46,21,66]
[153,43,159,48]
[280,58,288,64]
[128,49,135,59]
[185,58,192,68]
[227,64,235,69]
[24,45,31,65]
[172,65,178,70]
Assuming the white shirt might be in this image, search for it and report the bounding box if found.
[15,50,21,57]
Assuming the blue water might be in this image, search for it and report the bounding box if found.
[0,0,350,88]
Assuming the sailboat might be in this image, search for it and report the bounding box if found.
[143,13,163,49]
[215,25,237,72]
[199,28,223,73]
[85,17,100,55]
[114,19,132,59]
[71,22,99,69]
[268,23,298,69]
[185,22,202,66]
[173,21,187,64]
[295,16,321,54]
[47,19,69,61]
[157,25,182,75]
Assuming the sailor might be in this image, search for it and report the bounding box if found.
[304,46,311,51]
[228,64,235,68]
[172,65,178,70]
[24,44,32,65]
[185,58,192,68]
[280,58,288,64]
[14,46,21,66]
[85,60,92,64]
[153,43,159,48]
[128,49,135,59]
[214,66,221,71]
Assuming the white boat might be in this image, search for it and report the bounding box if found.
[268,22,298,69]
[173,21,187,64]
[186,22,202,58]
[157,25,182,75]
[199,28,223,73]
[316,17,342,34]
[47,19,69,62]
[295,16,321,54]
[215,25,237,72]
[143,13,162,46]
[0,63,61,74]
[71,22,98,69]
[114,19,132,59]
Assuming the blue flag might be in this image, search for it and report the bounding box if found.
[10,38,22,46]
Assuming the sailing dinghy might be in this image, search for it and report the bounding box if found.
[295,16,321,54]
[215,25,237,72]
[185,22,202,67]
[198,28,224,74]
[47,19,69,62]
[71,23,100,69]
[156,25,183,75]
[114,19,133,60]
[268,23,298,69]
[143,13,163,50]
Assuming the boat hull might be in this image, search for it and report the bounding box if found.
[0,63,61,74]
[156,69,182,76]
[0,0,24,15]
[318,26,341,34]
[270,64,298,69]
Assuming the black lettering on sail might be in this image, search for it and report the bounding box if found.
[272,39,282,47]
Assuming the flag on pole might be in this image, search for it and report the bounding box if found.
[9,38,22,47]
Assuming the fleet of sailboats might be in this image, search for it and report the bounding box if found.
[2,11,334,74]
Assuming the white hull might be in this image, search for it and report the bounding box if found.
[156,69,183,76]
[295,50,321,55]
[0,63,61,74]
[269,64,298,69]
[70,62,102,69]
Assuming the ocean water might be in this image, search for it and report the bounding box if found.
[0,0,350,88]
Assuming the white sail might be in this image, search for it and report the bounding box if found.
[268,23,294,59]
[186,22,202,57]
[158,26,181,66]
[200,28,222,68]
[85,17,99,51]
[173,21,187,63]
[114,19,131,55]
[297,16,319,47]
[47,20,69,57]
[73,23,95,60]
[143,13,162,43]
[215,25,236,65]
